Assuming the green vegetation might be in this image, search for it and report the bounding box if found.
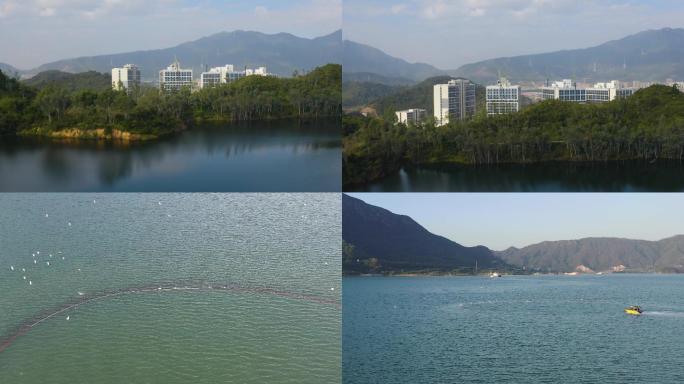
[0,64,341,139]
[342,81,402,109]
[23,70,111,92]
[343,84,684,187]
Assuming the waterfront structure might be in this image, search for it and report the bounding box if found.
[433,79,476,126]
[199,65,271,89]
[395,108,427,125]
[159,59,193,91]
[542,79,635,103]
[111,64,141,91]
[486,78,521,115]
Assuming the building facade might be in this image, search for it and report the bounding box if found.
[486,78,520,115]
[199,65,271,89]
[111,64,141,91]
[434,79,476,126]
[542,79,634,103]
[159,60,193,91]
[395,109,427,125]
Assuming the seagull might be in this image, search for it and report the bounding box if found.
[45,213,48,218]
[158,201,162,206]
[10,266,14,271]
[29,281,32,285]
[93,200,96,204]
[32,253,35,257]
[330,287,335,291]
[62,256,65,260]
[68,222,72,227]
[21,268,25,272]
[77,292,84,296]
[66,316,70,321]
[33,260,37,264]
[49,254,53,258]
[22,276,26,280]
[36,251,40,255]
[77,268,81,272]
[46,261,50,266]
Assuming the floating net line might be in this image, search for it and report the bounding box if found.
[0,281,340,353]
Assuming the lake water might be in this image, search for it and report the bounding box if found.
[0,120,340,192]
[349,161,684,192]
[0,194,341,384]
[343,275,684,383]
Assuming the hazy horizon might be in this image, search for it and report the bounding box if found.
[344,0,684,69]
[0,0,341,69]
[348,193,684,251]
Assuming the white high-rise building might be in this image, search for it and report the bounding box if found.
[200,65,244,88]
[159,59,193,92]
[434,79,476,126]
[199,65,271,89]
[245,67,269,76]
[486,78,520,115]
[542,79,635,103]
[395,109,427,125]
[111,64,141,91]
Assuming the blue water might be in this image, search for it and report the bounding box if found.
[343,275,684,383]
[0,120,340,192]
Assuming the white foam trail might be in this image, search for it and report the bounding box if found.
[644,311,684,318]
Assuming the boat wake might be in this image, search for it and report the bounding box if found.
[0,281,340,354]
[643,311,684,318]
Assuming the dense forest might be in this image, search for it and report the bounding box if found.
[343,84,684,187]
[0,64,341,139]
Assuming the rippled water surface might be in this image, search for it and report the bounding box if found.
[0,194,341,383]
[0,120,341,192]
[343,275,684,383]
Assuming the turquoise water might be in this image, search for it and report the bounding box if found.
[343,275,684,383]
[0,194,341,383]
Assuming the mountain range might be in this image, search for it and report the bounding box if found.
[342,40,445,82]
[342,194,503,274]
[452,28,684,84]
[0,63,19,76]
[7,30,341,80]
[343,28,684,85]
[343,195,684,274]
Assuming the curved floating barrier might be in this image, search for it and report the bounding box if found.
[0,281,339,354]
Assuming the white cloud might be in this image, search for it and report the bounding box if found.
[255,5,269,18]
[390,3,408,14]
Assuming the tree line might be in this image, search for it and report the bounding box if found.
[0,64,341,138]
[343,84,684,187]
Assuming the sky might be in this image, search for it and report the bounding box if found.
[344,0,684,69]
[348,193,684,251]
[0,0,341,69]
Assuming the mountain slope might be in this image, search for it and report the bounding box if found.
[26,30,342,80]
[342,194,503,273]
[22,70,111,91]
[0,63,19,76]
[343,40,444,82]
[497,235,684,273]
[452,28,684,83]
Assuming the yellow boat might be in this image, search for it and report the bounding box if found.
[624,305,643,315]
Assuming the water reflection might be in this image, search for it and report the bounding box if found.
[0,119,341,192]
[349,161,684,192]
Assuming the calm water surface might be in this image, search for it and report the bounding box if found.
[343,275,684,383]
[0,194,341,384]
[350,161,684,192]
[0,120,340,192]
